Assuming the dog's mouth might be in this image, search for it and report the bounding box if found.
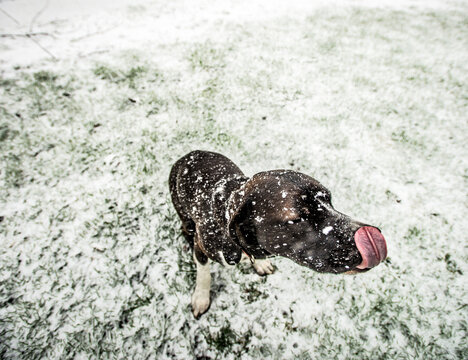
[354,226,387,270]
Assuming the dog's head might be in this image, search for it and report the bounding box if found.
[227,171,387,274]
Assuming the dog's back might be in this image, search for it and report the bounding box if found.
[169,150,244,224]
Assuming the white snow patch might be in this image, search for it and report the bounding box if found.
[322,226,333,235]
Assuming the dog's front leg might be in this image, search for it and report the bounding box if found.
[241,253,275,275]
[191,252,211,318]
[252,258,275,275]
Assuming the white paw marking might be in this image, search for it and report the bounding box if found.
[191,290,210,318]
[253,259,275,275]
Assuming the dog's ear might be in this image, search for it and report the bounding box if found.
[226,185,253,247]
[215,186,249,265]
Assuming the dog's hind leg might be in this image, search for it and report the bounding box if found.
[191,245,211,318]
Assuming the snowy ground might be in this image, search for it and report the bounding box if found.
[1,0,467,359]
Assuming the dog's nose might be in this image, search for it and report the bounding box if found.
[354,226,387,269]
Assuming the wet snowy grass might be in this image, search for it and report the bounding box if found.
[1,3,467,360]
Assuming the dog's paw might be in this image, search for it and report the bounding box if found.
[191,290,210,318]
[253,259,275,276]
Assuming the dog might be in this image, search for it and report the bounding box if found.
[169,150,387,318]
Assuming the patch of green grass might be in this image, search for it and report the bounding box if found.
[33,70,58,84]
[118,293,154,329]
[206,325,237,352]
[83,200,143,244]
[240,282,268,303]
[391,129,424,149]
[13,71,79,119]
[146,93,167,116]
[385,189,401,203]
[93,65,120,81]
[0,77,17,92]
[127,4,146,14]
[125,65,147,88]
[128,142,160,175]
[405,226,422,240]
[353,75,378,90]
[188,43,228,71]
[347,289,453,359]
[3,154,24,188]
[93,64,148,88]
[0,123,15,143]
[319,38,338,53]
[168,124,244,154]
[444,253,463,275]
[204,325,252,357]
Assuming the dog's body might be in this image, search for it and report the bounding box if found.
[169,150,387,317]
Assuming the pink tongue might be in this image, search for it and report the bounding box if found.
[355,226,387,269]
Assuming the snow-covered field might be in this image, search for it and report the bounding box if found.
[1,0,467,358]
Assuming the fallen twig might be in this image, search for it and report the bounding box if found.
[26,33,57,60]
[0,4,57,60]
[0,7,20,25]
[0,32,54,38]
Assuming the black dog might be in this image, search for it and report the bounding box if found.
[169,150,387,317]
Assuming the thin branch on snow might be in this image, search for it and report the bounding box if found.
[0,7,20,25]
[0,32,54,38]
[0,3,57,60]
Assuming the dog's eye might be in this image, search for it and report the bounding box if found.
[285,218,303,225]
